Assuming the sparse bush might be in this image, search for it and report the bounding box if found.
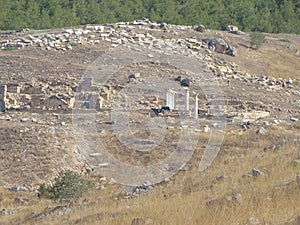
[39,170,94,202]
[13,75,25,81]
[250,32,266,49]
[2,47,16,51]
[279,38,291,43]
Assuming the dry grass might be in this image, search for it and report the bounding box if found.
[1,124,300,225]
[221,32,300,79]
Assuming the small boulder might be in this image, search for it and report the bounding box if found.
[159,23,167,29]
[195,24,206,32]
[249,217,260,225]
[9,186,28,192]
[180,78,190,87]
[252,168,264,176]
[226,25,239,32]
[131,217,152,225]
[129,73,140,79]
[227,47,237,56]
[216,175,227,180]
[205,38,237,56]
[257,127,267,135]
[290,117,299,122]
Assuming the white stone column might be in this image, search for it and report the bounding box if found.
[168,91,173,109]
[169,90,175,110]
[0,85,7,100]
[194,94,198,119]
[164,90,170,107]
[98,97,103,109]
[184,88,189,111]
[172,92,176,110]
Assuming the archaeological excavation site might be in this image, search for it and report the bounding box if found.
[0,19,300,225]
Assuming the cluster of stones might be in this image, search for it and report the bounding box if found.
[206,59,298,92]
[1,19,296,93]
[0,77,76,112]
[0,19,197,51]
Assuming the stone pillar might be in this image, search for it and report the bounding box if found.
[0,85,7,112]
[184,88,189,111]
[88,94,94,109]
[79,77,93,92]
[168,91,173,109]
[0,85,7,100]
[87,93,99,109]
[169,90,175,110]
[98,97,103,109]
[164,90,169,107]
[0,100,5,112]
[172,91,176,110]
[194,94,198,119]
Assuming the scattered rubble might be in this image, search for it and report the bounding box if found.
[206,193,242,207]
[248,217,260,225]
[122,182,153,199]
[131,217,152,225]
[0,208,16,215]
[32,205,72,221]
[256,127,267,135]
[251,168,264,176]
[0,20,297,119]
[8,186,28,192]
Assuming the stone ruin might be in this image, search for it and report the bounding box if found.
[162,88,199,119]
[76,77,104,110]
[0,85,7,112]
[0,81,76,111]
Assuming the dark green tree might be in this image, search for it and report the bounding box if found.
[39,170,94,202]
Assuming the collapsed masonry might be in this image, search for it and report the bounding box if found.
[75,77,201,119]
[76,77,104,110]
[0,81,75,111]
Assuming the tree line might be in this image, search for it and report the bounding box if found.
[0,0,299,34]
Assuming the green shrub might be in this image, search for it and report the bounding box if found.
[39,170,94,201]
[250,32,266,49]
[278,38,291,43]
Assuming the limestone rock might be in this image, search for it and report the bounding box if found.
[252,168,264,176]
[249,217,260,225]
[0,209,16,215]
[195,24,206,32]
[204,38,237,56]
[226,25,239,32]
[131,217,152,225]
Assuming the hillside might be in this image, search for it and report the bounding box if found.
[1,0,300,33]
[0,21,300,225]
